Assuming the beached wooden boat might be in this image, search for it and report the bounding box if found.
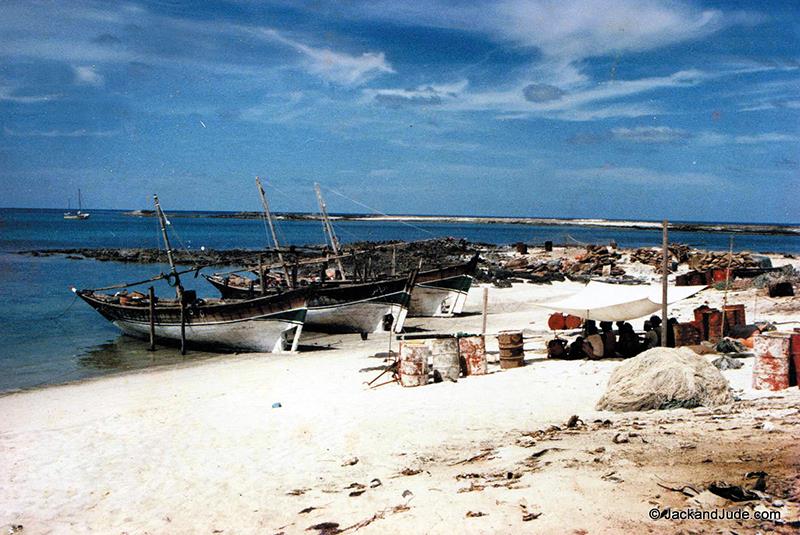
[204,273,413,335]
[75,288,308,352]
[408,253,478,317]
[64,188,90,220]
[75,194,308,353]
[202,178,414,337]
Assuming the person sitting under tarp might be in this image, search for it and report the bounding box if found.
[617,322,640,358]
[583,323,604,359]
[600,321,617,357]
[643,320,659,349]
[649,315,663,346]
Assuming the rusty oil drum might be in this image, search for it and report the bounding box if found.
[753,333,791,391]
[429,337,460,382]
[458,335,487,376]
[398,340,430,387]
[497,330,524,369]
[722,304,746,332]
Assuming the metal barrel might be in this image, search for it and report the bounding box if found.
[722,304,746,332]
[753,333,791,391]
[398,340,430,387]
[547,313,566,330]
[429,337,460,382]
[497,330,524,369]
[458,335,487,376]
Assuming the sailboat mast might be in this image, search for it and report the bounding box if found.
[153,194,182,295]
[255,177,291,286]
[78,189,82,212]
[314,183,346,279]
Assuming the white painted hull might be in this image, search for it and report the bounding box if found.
[408,281,471,317]
[113,317,302,353]
[306,299,408,334]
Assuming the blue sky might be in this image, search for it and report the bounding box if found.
[1,0,798,222]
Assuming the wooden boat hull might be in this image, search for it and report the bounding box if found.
[306,291,409,334]
[76,289,307,353]
[408,254,478,317]
[204,275,412,334]
[408,274,473,317]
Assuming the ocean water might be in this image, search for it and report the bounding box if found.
[1,208,798,392]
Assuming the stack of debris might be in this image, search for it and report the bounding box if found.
[687,251,760,271]
[564,245,626,278]
[496,257,566,285]
[629,243,692,273]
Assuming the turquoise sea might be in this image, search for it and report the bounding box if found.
[1,208,798,392]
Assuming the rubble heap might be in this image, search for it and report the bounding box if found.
[688,251,761,271]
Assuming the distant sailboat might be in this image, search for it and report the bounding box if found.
[64,189,90,220]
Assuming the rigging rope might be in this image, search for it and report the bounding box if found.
[323,186,436,237]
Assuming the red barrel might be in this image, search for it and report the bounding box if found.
[753,333,791,391]
[459,336,487,376]
[548,313,566,330]
[673,323,701,347]
[564,315,583,329]
[723,304,746,333]
[712,268,731,283]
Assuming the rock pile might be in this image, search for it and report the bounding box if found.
[564,245,625,277]
[687,251,760,271]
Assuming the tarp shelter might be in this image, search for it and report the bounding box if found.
[536,281,707,322]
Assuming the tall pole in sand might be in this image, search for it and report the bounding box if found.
[661,220,669,347]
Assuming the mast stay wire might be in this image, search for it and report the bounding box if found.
[260,175,438,240]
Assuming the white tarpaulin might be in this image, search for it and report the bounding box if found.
[536,281,707,321]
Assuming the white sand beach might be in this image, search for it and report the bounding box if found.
[2,262,800,534]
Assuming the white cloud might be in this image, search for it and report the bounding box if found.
[734,133,799,144]
[611,126,691,143]
[364,80,467,107]
[0,85,59,103]
[557,166,723,186]
[73,65,104,86]
[696,131,799,145]
[3,126,118,137]
[258,29,393,86]
[356,0,747,86]
[434,69,701,120]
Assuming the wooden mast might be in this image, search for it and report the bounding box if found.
[153,194,182,297]
[154,194,186,354]
[255,176,292,287]
[314,183,346,280]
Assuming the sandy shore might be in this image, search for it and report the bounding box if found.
[2,265,800,533]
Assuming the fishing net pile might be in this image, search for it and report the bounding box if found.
[596,347,733,412]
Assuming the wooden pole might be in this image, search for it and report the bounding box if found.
[256,177,291,286]
[391,245,397,276]
[315,183,346,279]
[720,236,734,340]
[153,194,182,299]
[482,286,489,335]
[258,254,266,296]
[661,220,669,347]
[148,286,156,351]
